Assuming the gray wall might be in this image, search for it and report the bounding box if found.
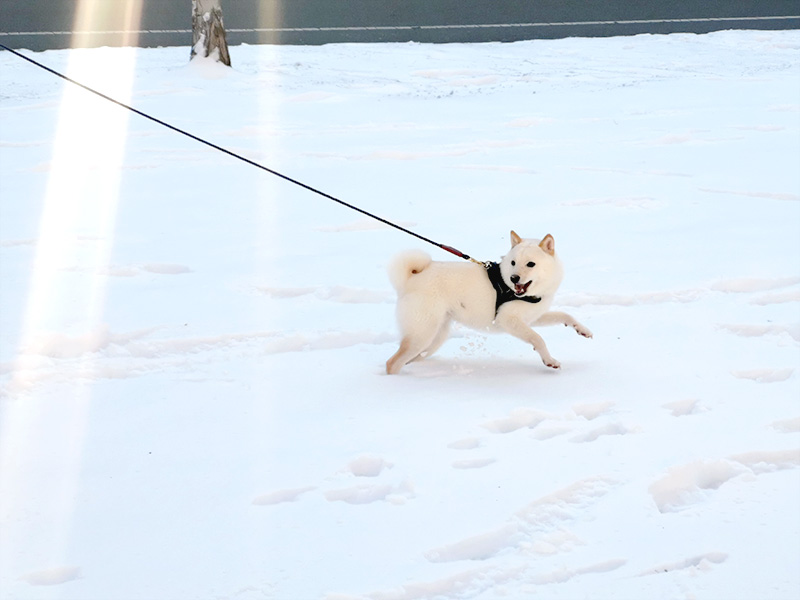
[1,0,799,51]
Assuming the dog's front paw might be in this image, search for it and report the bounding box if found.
[543,356,561,369]
[572,323,593,338]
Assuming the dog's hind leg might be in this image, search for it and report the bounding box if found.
[386,326,445,373]
[415,319,451,361]
[386,304,447,374]
[406,322,450,364]
[387,333,444,373]
[386,337,420,374]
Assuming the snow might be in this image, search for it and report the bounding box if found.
[1,30,799,600]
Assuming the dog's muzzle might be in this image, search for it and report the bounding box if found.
[510,275,532,296]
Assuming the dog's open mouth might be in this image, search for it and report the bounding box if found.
[514,281,532,296]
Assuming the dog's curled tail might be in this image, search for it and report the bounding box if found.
[388,250,431,293]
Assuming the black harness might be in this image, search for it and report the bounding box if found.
[485,262,541,315]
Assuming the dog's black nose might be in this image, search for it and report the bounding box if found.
[510,274,520,284]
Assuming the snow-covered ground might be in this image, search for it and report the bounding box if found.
[1,30,799,600]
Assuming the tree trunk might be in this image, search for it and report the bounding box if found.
[191,0,231,66]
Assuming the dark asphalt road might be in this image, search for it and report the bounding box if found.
[1,0,799,51]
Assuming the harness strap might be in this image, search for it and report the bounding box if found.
[485,262,541,315]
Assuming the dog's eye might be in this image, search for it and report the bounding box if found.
[527,262,536,268]
[510,260,515,266]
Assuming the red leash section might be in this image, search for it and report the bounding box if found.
[441,245,486,265]
[0,43,483,265]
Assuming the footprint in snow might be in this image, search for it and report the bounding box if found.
[482,408,552,434]
[106,263,192,277]
[771,417,800,433]
[662,398,707,417]
[255,455,413,507]
[452,458,496,470]
[718,323,800,341]
[569,422,632,443]
[326,454,413,505]
[649,459,747,513]
[447,437,483,450]
[257,285,391,304]
[532,424,574,440]
[711,276,800,293]
[19,566,81,586]
[571,400,615,420]
[732,368,794,383]
[649,450,800,513]
[638,552,728,576]
[425,476,617,563]
[532,558,627,585]
[252,486,316,506]
[447,438,495,469]
[324,481,414,505]
[342,454,392,477]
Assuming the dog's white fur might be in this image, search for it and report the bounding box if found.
[386,231,591,374]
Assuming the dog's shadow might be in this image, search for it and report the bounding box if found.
[383,355,591,381]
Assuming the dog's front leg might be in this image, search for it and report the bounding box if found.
[534,311,593,339]
[495,314,560,369]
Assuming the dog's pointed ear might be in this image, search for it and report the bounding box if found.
[510,230,523,247]
[539,234,555,256]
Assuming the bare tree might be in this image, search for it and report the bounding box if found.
[191,0,231,66]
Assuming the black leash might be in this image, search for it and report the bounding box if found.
[0,43,484,264]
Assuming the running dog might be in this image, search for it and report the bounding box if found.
[386,231,592,374]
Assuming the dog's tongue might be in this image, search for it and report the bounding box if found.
[514,281,531,296]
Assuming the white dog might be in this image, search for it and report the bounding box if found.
[386,231,592,374]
